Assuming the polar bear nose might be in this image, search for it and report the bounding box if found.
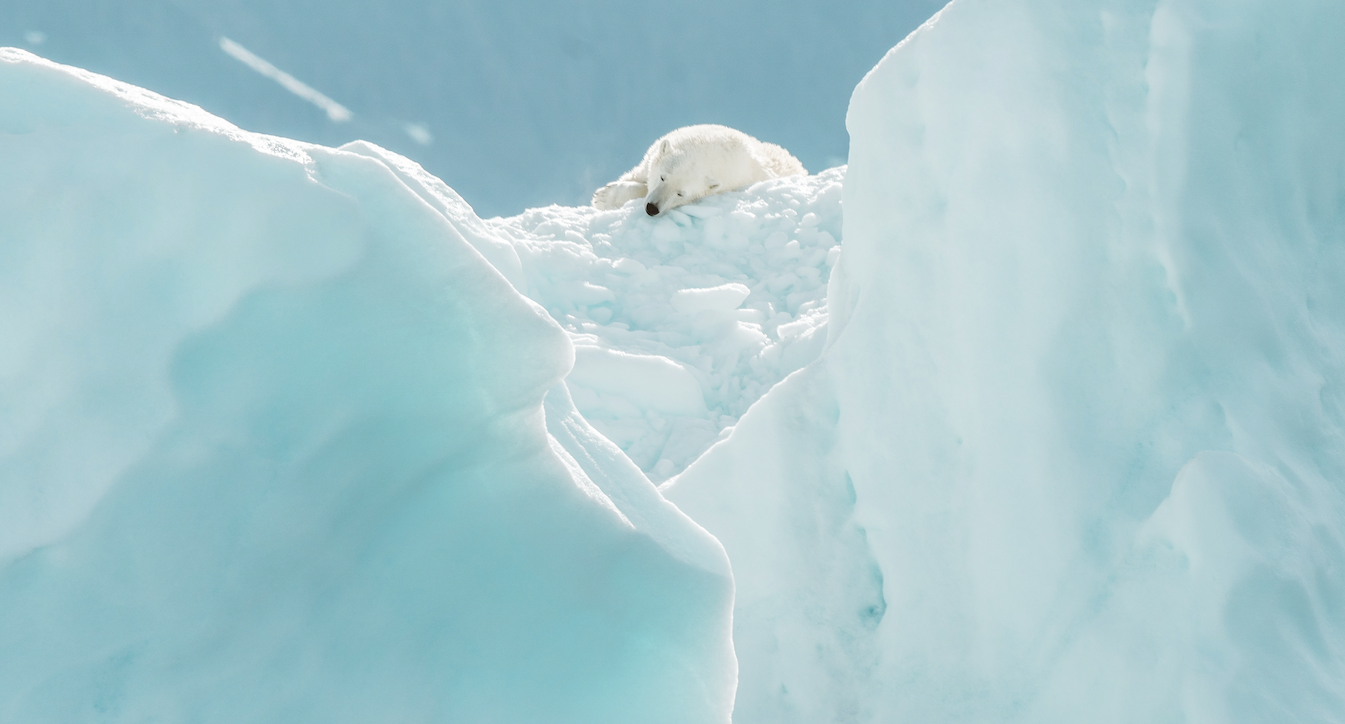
[645,202,659,216]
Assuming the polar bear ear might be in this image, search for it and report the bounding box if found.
[659,139,672,155]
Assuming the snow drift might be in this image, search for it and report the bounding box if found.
[0,48,734,723]
[493,169,843,481]
[667,0,1345,721]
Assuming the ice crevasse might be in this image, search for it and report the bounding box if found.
[666,0,1345,722]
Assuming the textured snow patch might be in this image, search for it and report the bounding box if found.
[493,168,844,480]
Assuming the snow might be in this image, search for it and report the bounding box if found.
[217,37,352,123]
[0,48,734,723]
[493,169,844,480]
[666,0,1345,722]
[6,0,1345,720]
[328,132,848,466]
[670,283,752,315]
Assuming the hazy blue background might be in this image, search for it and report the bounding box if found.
[1,0,944,216]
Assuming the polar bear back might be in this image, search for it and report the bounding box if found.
[752,140,808,179]
[650,125,806,180]
[592,124,807,213]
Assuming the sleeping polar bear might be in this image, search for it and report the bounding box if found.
[592,124,807,216]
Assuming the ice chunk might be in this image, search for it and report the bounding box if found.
[652,219,683,242]
[612,258,647,274]
[681,204,725,219]
[670,283,752,315]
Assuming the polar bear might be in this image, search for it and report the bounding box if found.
[592,124,807,216]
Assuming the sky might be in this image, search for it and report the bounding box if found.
[1,0,945,217]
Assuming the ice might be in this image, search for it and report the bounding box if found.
[666,0,1345,721]
[492,169,844,480]
[666,365,886,724]
[569,345,707,418]
[8,0,1345,718]
[0,49,734,723]
[670,284,753,315]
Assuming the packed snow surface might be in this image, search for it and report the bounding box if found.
[667,0,1345,722]
[266,119,847,481]
[0,48,735,723]
[494,170,843,480]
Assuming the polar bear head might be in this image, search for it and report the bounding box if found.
[643,138,742,217]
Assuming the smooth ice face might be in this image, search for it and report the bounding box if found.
[668,0,1345,722]
[0,48,734,724]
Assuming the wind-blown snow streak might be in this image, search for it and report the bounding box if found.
[220,37,352,122]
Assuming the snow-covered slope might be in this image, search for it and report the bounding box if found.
[0,48,734,723]
[495,171,843,480]
[667,0,1345,722]
[270,131,846,482]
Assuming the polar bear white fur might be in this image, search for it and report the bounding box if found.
[592,124,807,216]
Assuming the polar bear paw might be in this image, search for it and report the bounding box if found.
[592,180,648,210]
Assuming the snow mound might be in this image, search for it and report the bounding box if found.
[0,48,734,723]
[667,0,1345,722]
[493,170,844,480]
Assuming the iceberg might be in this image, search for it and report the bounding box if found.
[0,48,734,723]
[667,0,1345,721]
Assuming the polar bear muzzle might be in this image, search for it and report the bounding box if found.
[646,202,659,216]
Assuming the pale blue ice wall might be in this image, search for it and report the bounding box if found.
[0,49,736,724]
[668,0,1345,721]
[838,0,1345,718]
[0,0,944,216]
